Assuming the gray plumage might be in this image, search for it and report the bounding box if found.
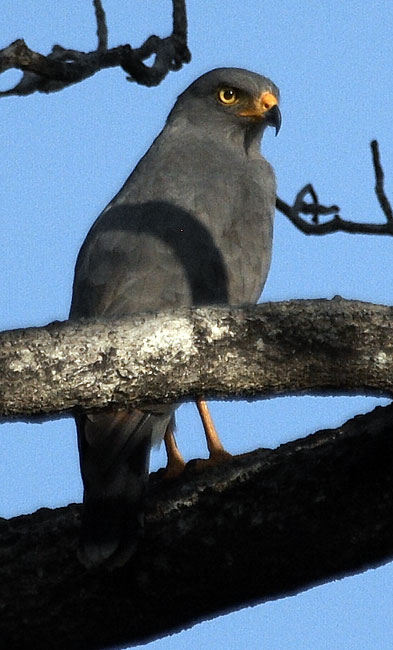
[70,67,280,568]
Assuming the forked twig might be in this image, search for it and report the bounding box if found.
[277,141,393,236]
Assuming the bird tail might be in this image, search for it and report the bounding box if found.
[76,409,170,569]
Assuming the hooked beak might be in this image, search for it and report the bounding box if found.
[265,103,281,136]
[237,90,281,135]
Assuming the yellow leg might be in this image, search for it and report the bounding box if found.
[195,398,231,464]
[163,422,186,478]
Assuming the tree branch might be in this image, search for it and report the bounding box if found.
[0,299,392,420]
[0,0,190,96]
[2,403,393,650]
[276,141,393,236]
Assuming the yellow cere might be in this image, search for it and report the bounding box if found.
[259,92,278,112]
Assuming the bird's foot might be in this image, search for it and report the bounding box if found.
[161,455,186,479]
[186,449,232,472]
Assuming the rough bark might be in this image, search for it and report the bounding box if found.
[1,403,393,650]
[0,299,392,419]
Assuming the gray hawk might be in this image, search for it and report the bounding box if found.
[70,67,281,568]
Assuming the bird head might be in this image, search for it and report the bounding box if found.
[168,67,281,140]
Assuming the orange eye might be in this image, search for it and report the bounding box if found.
[217,87,239,105]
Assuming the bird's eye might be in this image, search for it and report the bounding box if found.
[217,87,239,105]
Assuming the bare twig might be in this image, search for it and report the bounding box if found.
[371,139,393,223]
[172,0,189,57]
[277,141,393,236]
[0,0,190,96]
[93,0,108,52]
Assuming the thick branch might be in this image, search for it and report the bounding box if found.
[276,141,393,236]
[0,0,190,96]
[0,299,392,419]
[2,403,393,650]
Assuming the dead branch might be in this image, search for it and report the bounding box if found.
[0,299,392,420]
[0,0,190,96]
[2,403,393,650]
[277,140,393,236]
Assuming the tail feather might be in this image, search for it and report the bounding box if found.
[76,408,171,569]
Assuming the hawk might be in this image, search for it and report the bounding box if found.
[70,67,281,568]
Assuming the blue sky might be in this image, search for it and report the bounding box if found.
[1,1,393,648]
